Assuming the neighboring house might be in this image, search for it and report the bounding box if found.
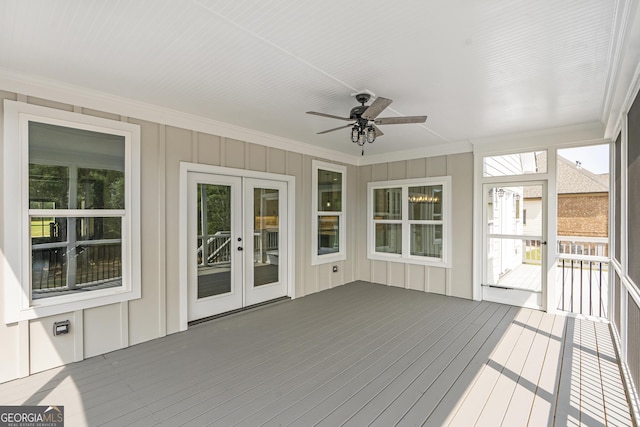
[523,151,609,255]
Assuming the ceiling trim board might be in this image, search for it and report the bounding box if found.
[357,141,473,166]
[600,0,633,127]
[471,121,607,154]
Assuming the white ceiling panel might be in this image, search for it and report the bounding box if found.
[0,0,629,158]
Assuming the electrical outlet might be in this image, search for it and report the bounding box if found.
[332,265,338,273]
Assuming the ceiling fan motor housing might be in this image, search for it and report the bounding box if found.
[349,105,369,120]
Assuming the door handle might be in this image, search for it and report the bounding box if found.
[541,241,547,245]
[237,246,244,251]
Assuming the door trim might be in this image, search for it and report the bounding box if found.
[179,162,296,331]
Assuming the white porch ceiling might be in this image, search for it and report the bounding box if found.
[0,0,632,159]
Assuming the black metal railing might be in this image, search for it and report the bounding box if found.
[75,243,122,285]
[557,256,608,318]
[31,242,122,292]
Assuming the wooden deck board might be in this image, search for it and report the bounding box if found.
[500,311,556,426]
[237,296,466,426]
[420,305,519,426]
[473,310,544,426]
[380,304,514,426]
[0,282,632,427]
[314,303,495,426]
[205,295,461,425]
[175,290,444,426]
[445,309,534,426]
[595,321,633,426]
[528,314,567,426]
[364,307,505,426]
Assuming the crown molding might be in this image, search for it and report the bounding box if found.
[357,141,473,166]
[470,121,607,154]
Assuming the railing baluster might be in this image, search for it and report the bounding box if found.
[587,261,593,315]
[580,260,583,315]
[562,259,566,311]
[570,259,574,312]
[599,262,603,318]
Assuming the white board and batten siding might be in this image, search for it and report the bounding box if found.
[0,90,361,382]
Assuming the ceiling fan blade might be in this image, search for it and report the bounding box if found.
[306,111,352,121]
[317,124,354,134]
[372,124,384,137]
[362,97,392,120]
[374,115,428,125]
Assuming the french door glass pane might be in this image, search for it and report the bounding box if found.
[375,223,402,254]
[254,188,279,287]
[410,224,442,258]
[197,183,232,299]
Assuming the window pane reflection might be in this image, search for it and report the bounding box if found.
[409,185,442,221]
[374,188,402,220]
[375,223,402,254]
[31,216,122,299]
[254,188,279,287]
[410,224,442,258]
[317,169,342,212]
[318,216,340,255]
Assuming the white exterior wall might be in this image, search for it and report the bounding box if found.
[523,199,543,237]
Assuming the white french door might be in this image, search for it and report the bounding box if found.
[187,173,288,321]
[482,181,547,309]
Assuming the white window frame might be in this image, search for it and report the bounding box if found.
[3,100,141,323]
[311,160,347,265]
[367,176,452,267]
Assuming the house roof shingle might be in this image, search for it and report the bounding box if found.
[523,151,609,198]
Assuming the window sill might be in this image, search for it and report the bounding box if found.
[368,253,451,268]
[6,284,140,324]
[311,252,346,266]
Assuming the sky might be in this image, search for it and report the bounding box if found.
[557,144,610,175]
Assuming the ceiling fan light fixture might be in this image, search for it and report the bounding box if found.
[351,126,359,143]
[366,126,376,143]
[307,94,427,155]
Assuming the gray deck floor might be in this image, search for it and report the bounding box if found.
[0,281,633,426]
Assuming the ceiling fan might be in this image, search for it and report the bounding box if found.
[307,93,427,155]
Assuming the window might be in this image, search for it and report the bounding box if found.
[483,151,547,177]
[3,101,141,323]
[368,177,451,267]
[311,161,346,265]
